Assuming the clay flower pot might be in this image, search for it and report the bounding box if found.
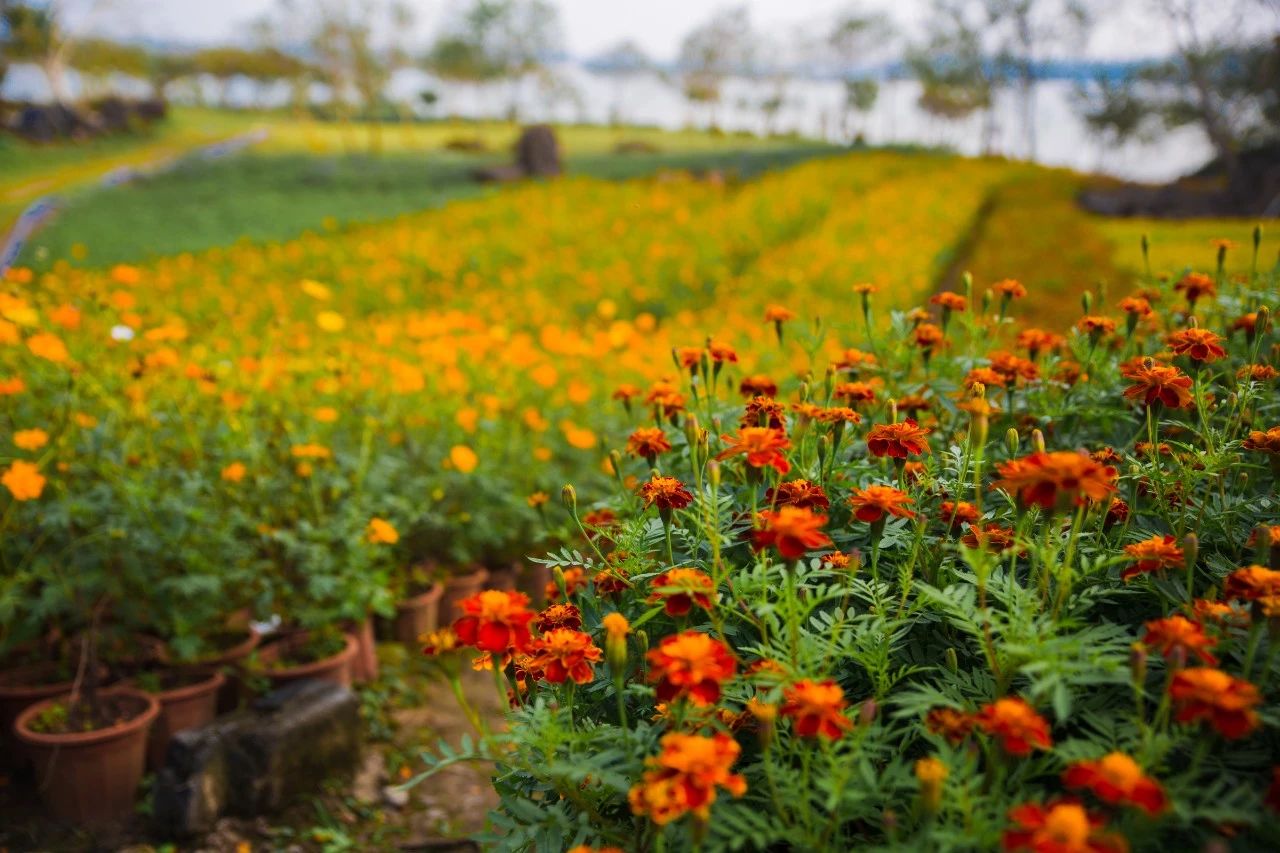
[438,566,490,625]
[392,583,443,647]
[486,563,520,592]
[259,632,359,689]
[518,562,553,606]
[171,628,261,714]
[14,686,160,826]
[347,617,379,684]
[0,661,107,770]
[144,670,225,770]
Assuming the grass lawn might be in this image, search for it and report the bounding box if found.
[13,111,836,270]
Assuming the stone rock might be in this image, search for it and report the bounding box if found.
[471,163,527,184]
[152,680,361,838]
[514,125,562,178]
[382,783,410,809]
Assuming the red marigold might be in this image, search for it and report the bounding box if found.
[1174,272,1216,305]
[1167,327,1227,363]
[781,679,854,740]
[1001,800,1128,853]
[993,451,1117,511]
[1169,668,1261,739]
[452,590,536,654]
[741,396,787,430]
[753,506,834,560]
[940,500,981,530]
[866,419,931,459]
[1243,427,1280,454]
[716,426,792,474]
[648,568,716,616]
[975,697,1053,756]
[1121,361,1194,409]
[739,374,778,397]
[646,631,737,706]
[535,603,582,633]
[1142,615,1217,665]
[627,427,672,462]
[1223,565,1280,601]
[816,406,862,425]
[834,380,878,404]
[707,340,738,363]
[765,479,830,510]
[1121,535,1184,581]
[532,628,602,684]
[848,484,916,523]
[926,707,975,744]
[1118,297,1153,317]
[628,732,746,825]
[961,522,1018,553]
[1239,364,1279,382]
[1063,753,1167,816]
[640,475,694,510]
[914,322,945,350]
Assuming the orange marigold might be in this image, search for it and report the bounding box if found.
[1223,565,1280,601]
[648,568,716,616]
[716,426,791,474]
[627,733,746,825]
[1174,272,1216,305]
[753,506,833,560]
[535,602,582,633]
[1169,668,1261,739]
[627,427,672,461]
[1121,535,1184,581]
[926,707,975,744]
[993,451,1117,511]
[866,419,930,459]
[1063,753,1167,816]
[931,291,968,312]
[1167,328,1227,363]
[781,679,854,740]
[848,484,916,523]
[646,630,737,706]
[739,374,778,397]
[1002,801,1128,853]
[2,460,45,501]
[1121,361,1194,410]
[940,500,981,530]
[639,475,694,511]
[765,479,830,510]
[1243,427,1280,454]
[532,628,602,685]
[452,590,536,654]
[1142,615,1217,665]
[993,279,1028,300]
[975,697,1053,756]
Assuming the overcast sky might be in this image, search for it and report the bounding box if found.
[69,0,1277,61]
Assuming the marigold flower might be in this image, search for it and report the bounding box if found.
[0,377,25,395]
[648,568,716,616]
[990,351,1040,382]
[546,567,588,602]
[975,697,1053,756]
[527,491,549,508]
[931,291,967,312]
[1169,668,1260,739]
[853,282,878,295]
[13,428,48,451]
[914,322,945,350]
[612,384,641,402]
[532,628,602,685]
[1223,565,1280,601]
[1063,753,1167,816]
[535,603,582,632]
[1174,272,1216,305]
[848,484,916,523]
[834,347,877,370]
[1243,427,1280,455]
[26,332,70,364]
[966,367,1008,389]
[602,612,629,639]
[420,627,459,656]
[452,590,536,654]
[739,374,778,397]
[676,347,703,370]
[1118,297,1152,317]
[834,381,877,404]
[1121,535,1184,581]
[866,419,930,459]
[1001,801,1127,853]
[568,846,625,853]
[916,756,948,813]
[741,396,787,430]
[1077,315,1117,338]
[926,707,975,744]
[365,517,399,545]
[707,340,737,363]
[763,305,794,323]
[646,631,737,706]
[221,462,247,483]
[1141,615,1217,665]
[940,500,981,530]
[1016,328,1065,358]
[627,427,672,461]
[753,506,833,560]
[1121,361,1194,409]
[816,406,861,425]
[781,679,853,740]
[961,522,1017,553]
[2,460,46,501]
[993,451,1117,511]
[639,475,694,511]
[628,732,746,825]
[1167,327,1227,363]
[291,443,332,460]
[1239,364,1279,382]
[765,479,830,510]
[824,552,853,569]
[993,279,1027,300]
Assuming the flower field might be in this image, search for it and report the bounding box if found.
[1,146,1277,850]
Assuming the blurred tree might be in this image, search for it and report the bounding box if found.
[587,39,652,125]
[908,1,997,151]
[1079,0,1278,180]
[677,5,757,128]
[2,0,73,103]
[826,6,896,140]
[67,37,146,96]
[424,0,564,121]
[143,51,197,101]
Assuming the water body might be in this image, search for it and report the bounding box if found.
[5,61,1212,183]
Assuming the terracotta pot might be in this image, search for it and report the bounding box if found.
[259,633,358,689]
[347,617,379,684]
[172,629,261,715]
[0,661,106,770]
[144,670,225,770]
[517,562,553,606]
[438,566,490,624]
[14,686,159,826]
[486,563,519,591]
[392,583,443,646]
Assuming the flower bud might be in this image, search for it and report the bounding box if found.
[962,271,973,302]
[914,757,947,815]
[561,484,577,514]
[602,612,629,674]
[1031,429,1046,453]
[747,697,777,750]
[1081,290,1092,315]
[1182,533,1198,574]
[1005,428,1020,456]
[859,698,878,726]
[1129,642,1147,687]
[708,460,721,490]
[944,647,958,673]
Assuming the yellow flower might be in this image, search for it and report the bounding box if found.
[301,279,332,301]
[13,429,49,451]
[366,517,399,544]
[313,407,339,423]
[561,422,598,449]
[26,333,70,364]
[291,443,332,460]
[222,462,247,483]
[316,311,346,332]
[73,412,97,429]
[527,491,549,507]
[3,460,46,500]
[449,444,479,473]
